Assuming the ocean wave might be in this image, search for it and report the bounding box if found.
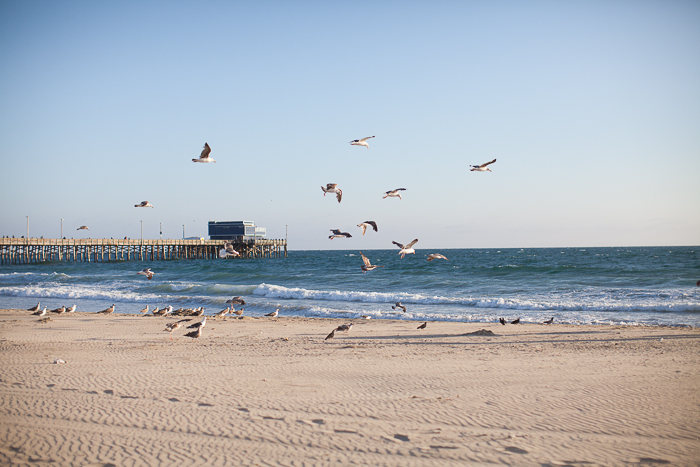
[253,283,700,313]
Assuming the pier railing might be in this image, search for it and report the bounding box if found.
[0,238,287,264]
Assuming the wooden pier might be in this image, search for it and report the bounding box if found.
[0,238,287,265]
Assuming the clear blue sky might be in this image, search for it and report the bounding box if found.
[1,1,698,250]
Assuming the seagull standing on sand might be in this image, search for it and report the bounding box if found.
[233,307,244,317]
[543,317,554,324]
[184,326,203,339]
[392,302,407,313]
[427,254,449,261]
[33,307,47,317]
[335,324,353,333]
[511,318,520,324]
[499,317,506,325]
[192,143,216,163]
[214,306,230,319]
[139,305,149,314]
[325,329,335,340]
[66,305,76,313]
[50,306,66,315]
[383,188,406,199]
[470,159,497,172]
[360,251,384,274]
[28,302,40,312]
[265,308,280,318]
[137,268,155,280]
[187,317,207,330]
[417,322,427,329]
[134,201,154,208]
[329,229,352,240]
[97,304,115,314]
[392,239,418,258]
[321,183,342,203]
[350,136,375,148]
[357,221,378,236]
[77,226,89,231]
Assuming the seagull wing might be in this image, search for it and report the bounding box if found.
[201,143,211,159]
[360,136,375,142]
[326,183,338,190]
[331,229,342,235]
[367,221,378,232]
[405,239,419,249]
[392,241,405,249]
[480,158,496,168]
[336,190,342,203]
[358,223,367,235]
[360,252,371,267]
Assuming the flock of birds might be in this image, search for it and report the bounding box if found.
[35,140,555,339]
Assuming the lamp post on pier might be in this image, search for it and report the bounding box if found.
[61,219,63,239]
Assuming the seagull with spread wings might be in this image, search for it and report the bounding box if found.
[350,136,375,148]
[137,268,155,280]
[77,226,89,230]
[134,201,154,208]
[427,253,449,261]
[360,251,384,274]
[192,142,216,163]
[383,188,406,199]
[357,221,378,236]
[392,239,418,258]
[329,229,352,240]
[470,158,496,172]
[321,183,342,203]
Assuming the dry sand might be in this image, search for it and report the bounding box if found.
[0,309,698,466]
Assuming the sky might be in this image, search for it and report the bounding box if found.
[0,0,698,250]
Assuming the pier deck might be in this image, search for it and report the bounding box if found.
[0,238,287,264]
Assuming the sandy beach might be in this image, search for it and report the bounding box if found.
[0,309,698,466]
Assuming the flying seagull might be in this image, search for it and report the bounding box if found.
[350,136,375,148]
[392,302,407,313]
[219,242,240,258]
[137,268,155,280]
[265,308,280,318]
[383,188,406,199]
[329,229,352,240]
[417,322,427,330]
[77,226,89,230]
[134,201,154,208]
[192,142,216,163]
[392,239,418,258]
[97,304,115,314]
[427,253,449,261]
[357,221,378,236]
[360,251,384,274]
[321,183,342,203]
[470,159,496,172]
[226,296,246,305]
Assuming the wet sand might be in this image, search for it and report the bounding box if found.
[1,309,698,466]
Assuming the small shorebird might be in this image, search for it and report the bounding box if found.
[134,201,154,208]
[193,142,216,163]
[28,302,40,312]
[383,188,406,199]
[150,306,159,315]
[470,158,496,172]
[417,322,427,329]
[360,251,384,274]
[139,305,149,314]
[137,268,155,280]
[510,318,520,324]
[392,302,407,313]
[265,308,280,318]
[191,307,204,316]
[233,307,244,317]
[427,253,449,261]
[33,306,47,317]
[329,229,352,240]
[187,317,207,330]
[226,296,246,305]
[499,317,506,325]
[154,305,173,317]
[357,221,377,236]
[66,304,76,313]
[164,319,191,340]
[350,136,375,148]
[50,306,66,315]
[392,239,418,258]
[321,183,342,203]
[184,327,203,339]
[542,317,554,324]
[325,329,335,340]
[97,304,115,314]
[77,226,89,230]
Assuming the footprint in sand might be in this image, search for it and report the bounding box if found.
[238,408,250,412]
[394,434,410,442]
[168,398,180,402]
[504,446,528,454]
[103,390,114,395]
[198,402,214,407]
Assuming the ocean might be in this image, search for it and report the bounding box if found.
[1,246,699,327]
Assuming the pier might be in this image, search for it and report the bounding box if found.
[0,237,287,265]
